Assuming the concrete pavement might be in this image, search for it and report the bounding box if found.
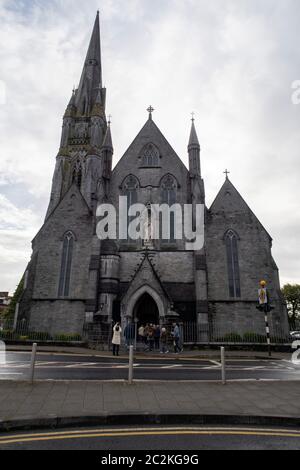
[0,380,300,431]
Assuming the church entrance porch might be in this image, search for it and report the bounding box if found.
[133,293,159,327]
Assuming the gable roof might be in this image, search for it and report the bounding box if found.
[112,117,188,173]
[120,251,171,302]
[32,184,92,244]
[209,178,273,241]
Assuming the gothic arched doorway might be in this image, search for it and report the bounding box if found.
[134,293,159,326]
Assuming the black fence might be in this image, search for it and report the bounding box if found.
[0,319,82,343]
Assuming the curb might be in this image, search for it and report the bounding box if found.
[1,413,300,433]
[5,348,285,361]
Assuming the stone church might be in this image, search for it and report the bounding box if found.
[18,13,288,341]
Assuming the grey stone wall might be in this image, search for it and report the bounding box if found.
[109,118,190,252]
[32,186,93,300]
[209,301,287,339]
[29,300,85,336]
[206,179,289,335]
[119,251,194,284]
[25,185,95,334]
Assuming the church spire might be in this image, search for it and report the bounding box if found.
[75,11,105,115]
[188,117,201,177]
[188,116,200,149]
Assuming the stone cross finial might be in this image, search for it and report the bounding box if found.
[224,169,230,179]
[191,112,195,122]
[147,105,154,119]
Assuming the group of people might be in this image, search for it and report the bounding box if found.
[111,322,182,356]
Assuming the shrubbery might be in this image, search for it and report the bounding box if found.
[243,332,266,343]
[0,330,82,342]
[216,332,242,343]
[54,333,82,342]
[0,330,13,339]
[215,332,269,343]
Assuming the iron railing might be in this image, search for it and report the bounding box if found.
[0,319,83,343]
[0,317,297,346]
[183,320,292,345]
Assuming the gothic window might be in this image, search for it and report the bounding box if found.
[72,159,83,189]
[225,230,241,298]
[123,175,139,205]
[140,143,160,167]
[161,174,178,243]
[58,231,75,297]
[123,176,139,243]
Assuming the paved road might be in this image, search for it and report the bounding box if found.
[1,352,300,381]
[0,425,300,450]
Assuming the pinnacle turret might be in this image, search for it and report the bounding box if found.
[101,123,113,179]
[188,118,201,177]
[63,88,77,118]
[188,120,200,149]
[91,85,105,117]
[102,123,113,150]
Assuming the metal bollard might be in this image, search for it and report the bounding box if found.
[221,346,226,385]
[128,345,134,384]
[29,343,37,384]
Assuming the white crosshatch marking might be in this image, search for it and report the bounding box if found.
[0,341,6,365]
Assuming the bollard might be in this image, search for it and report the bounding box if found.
[221,346,226,385]
[29,343,37,384]
[128,345,134,384]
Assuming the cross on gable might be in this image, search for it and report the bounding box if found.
[147,105,154,118]
[224,169,230,179]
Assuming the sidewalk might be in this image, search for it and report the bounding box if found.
[6,344,291,360]
[0,380,300,431]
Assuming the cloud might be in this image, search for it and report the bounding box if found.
[0,193,40,292]
[0,0,299,292]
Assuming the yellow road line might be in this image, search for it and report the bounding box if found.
[1,428,300,445]
[1,426,300,440]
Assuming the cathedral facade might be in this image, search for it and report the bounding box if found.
[18,13,288,341]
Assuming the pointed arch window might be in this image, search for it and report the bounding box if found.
[225,230,241,298]
[140,143,160,167]
[123,175,139,243]
[72,159,83,189]
[58,231,75,297]
[161,174,178,243]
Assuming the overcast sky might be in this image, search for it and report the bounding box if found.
[0,0,299,294]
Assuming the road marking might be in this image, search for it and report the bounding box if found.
[114,364,139,368]
[1,427,300,445]
[0,372,24,375]
[1,363,299,373]
[65,363,99,368]
[209,360,221,366]
[161,365,182,369]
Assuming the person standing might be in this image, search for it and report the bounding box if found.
[160,327,169,354]
[147,324,155,351]
[124,323,135,349]
[172,323,181,354]
[138,325,145,344]
[154,325,161,350]
[112,322,122,356]
[143,324,150,351]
